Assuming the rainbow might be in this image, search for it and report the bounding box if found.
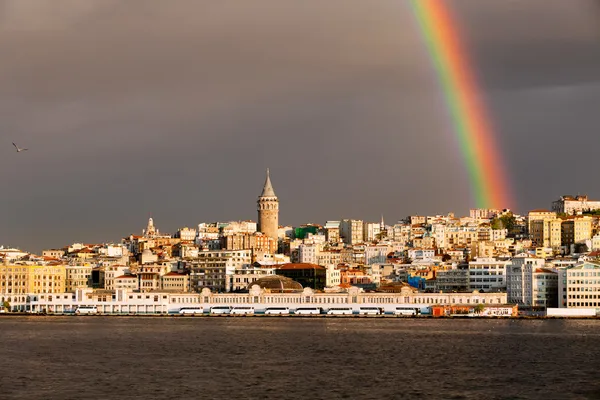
[409,0,514,210]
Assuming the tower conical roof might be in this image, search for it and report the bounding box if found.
[260,168,276,197]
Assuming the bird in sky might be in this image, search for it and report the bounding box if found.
[12,142,28,153]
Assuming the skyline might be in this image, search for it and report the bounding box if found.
[2,0,600,251]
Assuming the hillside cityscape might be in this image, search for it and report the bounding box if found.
[2,170,600,317]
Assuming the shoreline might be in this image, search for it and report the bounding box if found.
[1,313,598,320]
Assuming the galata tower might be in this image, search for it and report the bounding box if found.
[257,168,279,241]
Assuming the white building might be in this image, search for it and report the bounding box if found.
[363,222,381,242]
[407,248,436,261]
[298,244,320,264]
[552,195,600,215]
[468,257,510,292]
[189,249,252,292]
[98,244,127,258]
[104,265,130,291]
[364,245,389,265]
[175,227,197,242]
[232,265,276,292]
[557,262,600,309]
[507,255,557,307]
[326,266,341,287]
[13,285,508,314]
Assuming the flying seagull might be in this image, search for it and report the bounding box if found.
[12,142,28,153]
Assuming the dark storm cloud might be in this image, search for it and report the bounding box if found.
[1,0,599,252]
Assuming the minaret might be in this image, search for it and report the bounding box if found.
[257,168,279,241]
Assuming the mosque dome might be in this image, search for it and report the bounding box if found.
[247,275,303,293]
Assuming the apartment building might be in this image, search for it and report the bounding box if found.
[507,255,557,307]
[468,258,510,292]
[558,262,600,309]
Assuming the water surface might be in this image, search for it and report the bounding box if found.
[1,317,599,399]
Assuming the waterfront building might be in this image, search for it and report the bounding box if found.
[12,285,508,314]
[257,169,279,242]
[557,262,600,309]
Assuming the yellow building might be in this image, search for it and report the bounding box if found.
[65,265,93,292]
[0,265,30,294]
[530,216,562,252]
[561,216,593,249]
[0,264,66,294]
[528,210,556,237]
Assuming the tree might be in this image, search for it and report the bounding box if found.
[492,213,516,232]
[2,301,10,312]
[474,304,485,314]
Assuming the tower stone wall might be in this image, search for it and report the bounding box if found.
[257,169,279,241]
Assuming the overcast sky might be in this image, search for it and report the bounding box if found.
[1,0,600,252]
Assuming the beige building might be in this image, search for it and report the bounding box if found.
[161,271,190,292]
[340,219,364,245]
[561,216,593,251]
[65,265,93,292]
[552,195,600,215]
[528,210,557,234]
[530,216,562,252]
[257,169,279,242]
[115,274,139,291]
[42,249,66,259]
[232,265,276,292]
[0,265,30,295]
